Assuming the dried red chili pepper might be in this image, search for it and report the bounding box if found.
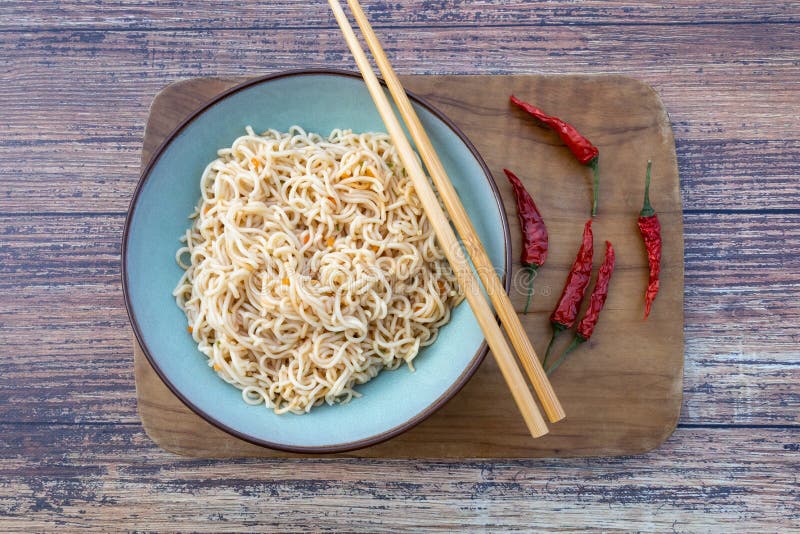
[546,241,616,375]
[510,95,601,216]
[638,160,661,319]
[542,219,593,368]
[503,168,548,314]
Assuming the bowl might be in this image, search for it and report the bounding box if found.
[123,69,511,453]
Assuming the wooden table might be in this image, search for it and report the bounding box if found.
[1,1,797,530]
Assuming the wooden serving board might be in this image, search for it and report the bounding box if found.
[135,74,684,458]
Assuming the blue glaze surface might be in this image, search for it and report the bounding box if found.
[124,72,507,450]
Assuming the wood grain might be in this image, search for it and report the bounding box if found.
[133,74,683,457]
[1,23,798,213]
[2,0,798,29]
[1,0,799,528]
[0,423,797,530]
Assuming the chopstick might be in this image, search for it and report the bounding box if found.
[328,0,550,438]
[344,0,565,424]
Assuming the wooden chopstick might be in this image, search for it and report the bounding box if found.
[328,0,549,438]
[344,0,565,423]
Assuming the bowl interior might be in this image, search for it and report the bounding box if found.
[125,72,508,450]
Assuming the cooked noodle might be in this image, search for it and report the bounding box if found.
[173,126,463,414]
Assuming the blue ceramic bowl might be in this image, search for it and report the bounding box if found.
[123,70,510,452]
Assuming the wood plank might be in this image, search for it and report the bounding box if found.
[0,25,796,142]
[0,424,797,530]
[2,139,798,214]
[1,24,798,213]
[1,212,797,425]
[0,0,795,527]
[1,0,797,30]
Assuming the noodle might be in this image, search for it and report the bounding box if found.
[173,126,463,414]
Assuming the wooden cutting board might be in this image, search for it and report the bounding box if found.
[134,74,684,458]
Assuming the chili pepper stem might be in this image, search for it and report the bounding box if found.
[523,264,538,314]
[546,335,586,376]
[542,334,558,368]
[590,157,599,217]
[641,159,655,217]
[542,323,566,368]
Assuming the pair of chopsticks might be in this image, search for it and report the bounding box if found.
[328,0,565,437]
